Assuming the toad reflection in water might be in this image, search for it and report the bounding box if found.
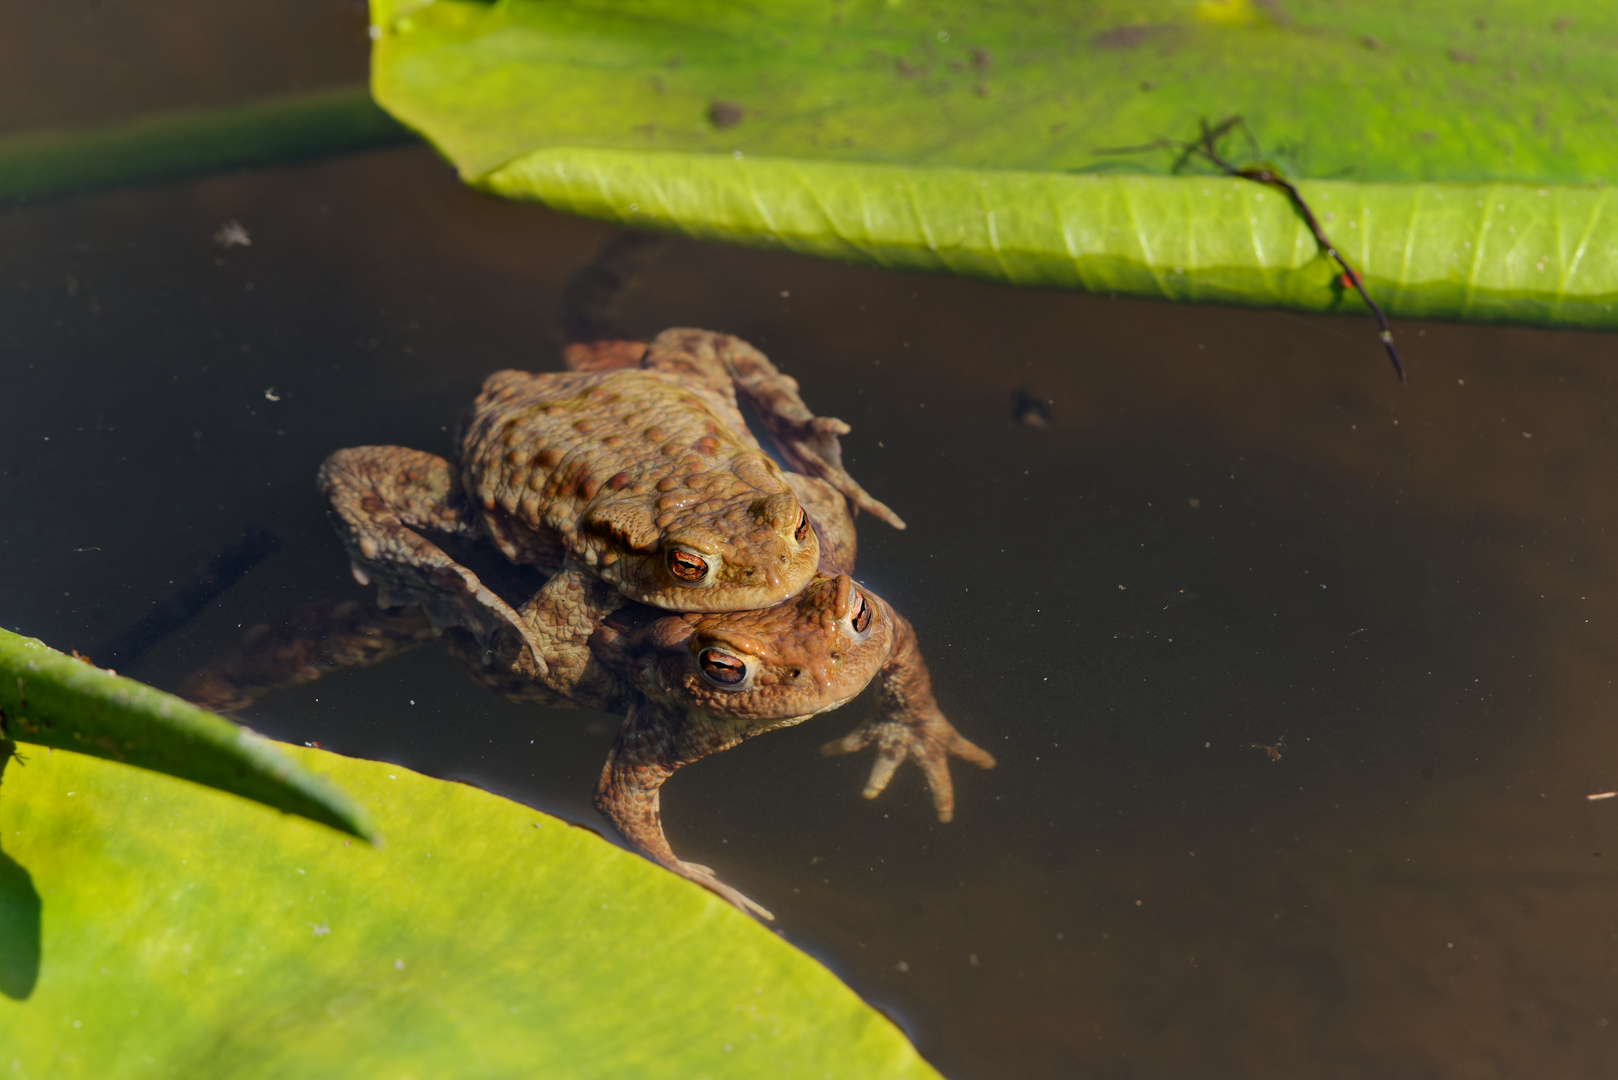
[189,329,992,917]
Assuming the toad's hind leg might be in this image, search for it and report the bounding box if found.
[595,699,774,919]
[319,446,547,676]
[783,473,858,574]
[182,599,435,713]
[645,329,906,529]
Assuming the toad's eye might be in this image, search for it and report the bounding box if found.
[699,648,747,686]
[669,549,709,582]
[850,590,872,634]
[794,509,811,544]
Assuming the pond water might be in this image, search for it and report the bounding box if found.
[9,4,1618,1077]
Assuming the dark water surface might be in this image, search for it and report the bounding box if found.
[9,4,1618,1077]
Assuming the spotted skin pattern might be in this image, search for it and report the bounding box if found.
[461,363,812,608]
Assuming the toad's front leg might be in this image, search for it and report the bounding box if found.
[595,699,774,919]
[822,612,995,822]
[320,446,546,673]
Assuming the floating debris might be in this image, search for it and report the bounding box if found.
[1011,388,1053,427]
[213,219,251,249]
[1251,737,1286,763]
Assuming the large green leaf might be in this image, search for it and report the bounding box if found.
[371,0,1618,328]
[0,743,939,1078]
[484,152,1618,328]
[0,628,372,841]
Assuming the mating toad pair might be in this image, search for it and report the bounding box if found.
[320,328,993,917]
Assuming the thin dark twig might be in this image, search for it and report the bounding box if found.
[1171,116,1247,174]
[1091,138,1180,156]
[1185,118,1406,383]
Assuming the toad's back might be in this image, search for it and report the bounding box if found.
[460,367,817,611]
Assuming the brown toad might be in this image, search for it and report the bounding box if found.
[427,376,994,917]
[186,567,992,918]
[320,329,902,674]
[462,560,992,918]
[195,329,991,914]
[599,580,993,918]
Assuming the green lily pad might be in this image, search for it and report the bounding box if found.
[0,628,371,840]
[370,0,1618,328]
[0,743,940,1078]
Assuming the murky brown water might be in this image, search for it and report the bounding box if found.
[8,4,1618,1077]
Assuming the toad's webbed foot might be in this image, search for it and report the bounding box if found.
[320,446,548,676]
[767,412,908,531]
[669,859,774,921]
[821,611,994,821]
[821,710,995,823]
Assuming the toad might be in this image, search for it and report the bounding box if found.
[196,328,993,914]
[319,328,903,675]
[455,559,990,918]
[186,567,993,918]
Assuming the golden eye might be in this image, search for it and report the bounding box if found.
[794,509,811,544]
[699,648,747,686]
[851,590,872,634]
[669,549,708,582]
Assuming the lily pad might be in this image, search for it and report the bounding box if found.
[0,628,371,840]
[370,0,1618,328]
[0,743,940,1078]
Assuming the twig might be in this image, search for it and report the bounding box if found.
[1099,117,1407,383]
[1185,118,1406,383]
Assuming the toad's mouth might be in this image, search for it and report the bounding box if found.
[693,684,870,730]
[785,687,868,724]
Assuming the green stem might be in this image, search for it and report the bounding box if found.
[0,86,414,205]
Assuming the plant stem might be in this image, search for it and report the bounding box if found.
[0,86,414,205]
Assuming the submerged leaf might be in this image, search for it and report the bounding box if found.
[0,744,940,1078]
[0,628,372,840]
[371,0,1618,328]
[0,87,410,205]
